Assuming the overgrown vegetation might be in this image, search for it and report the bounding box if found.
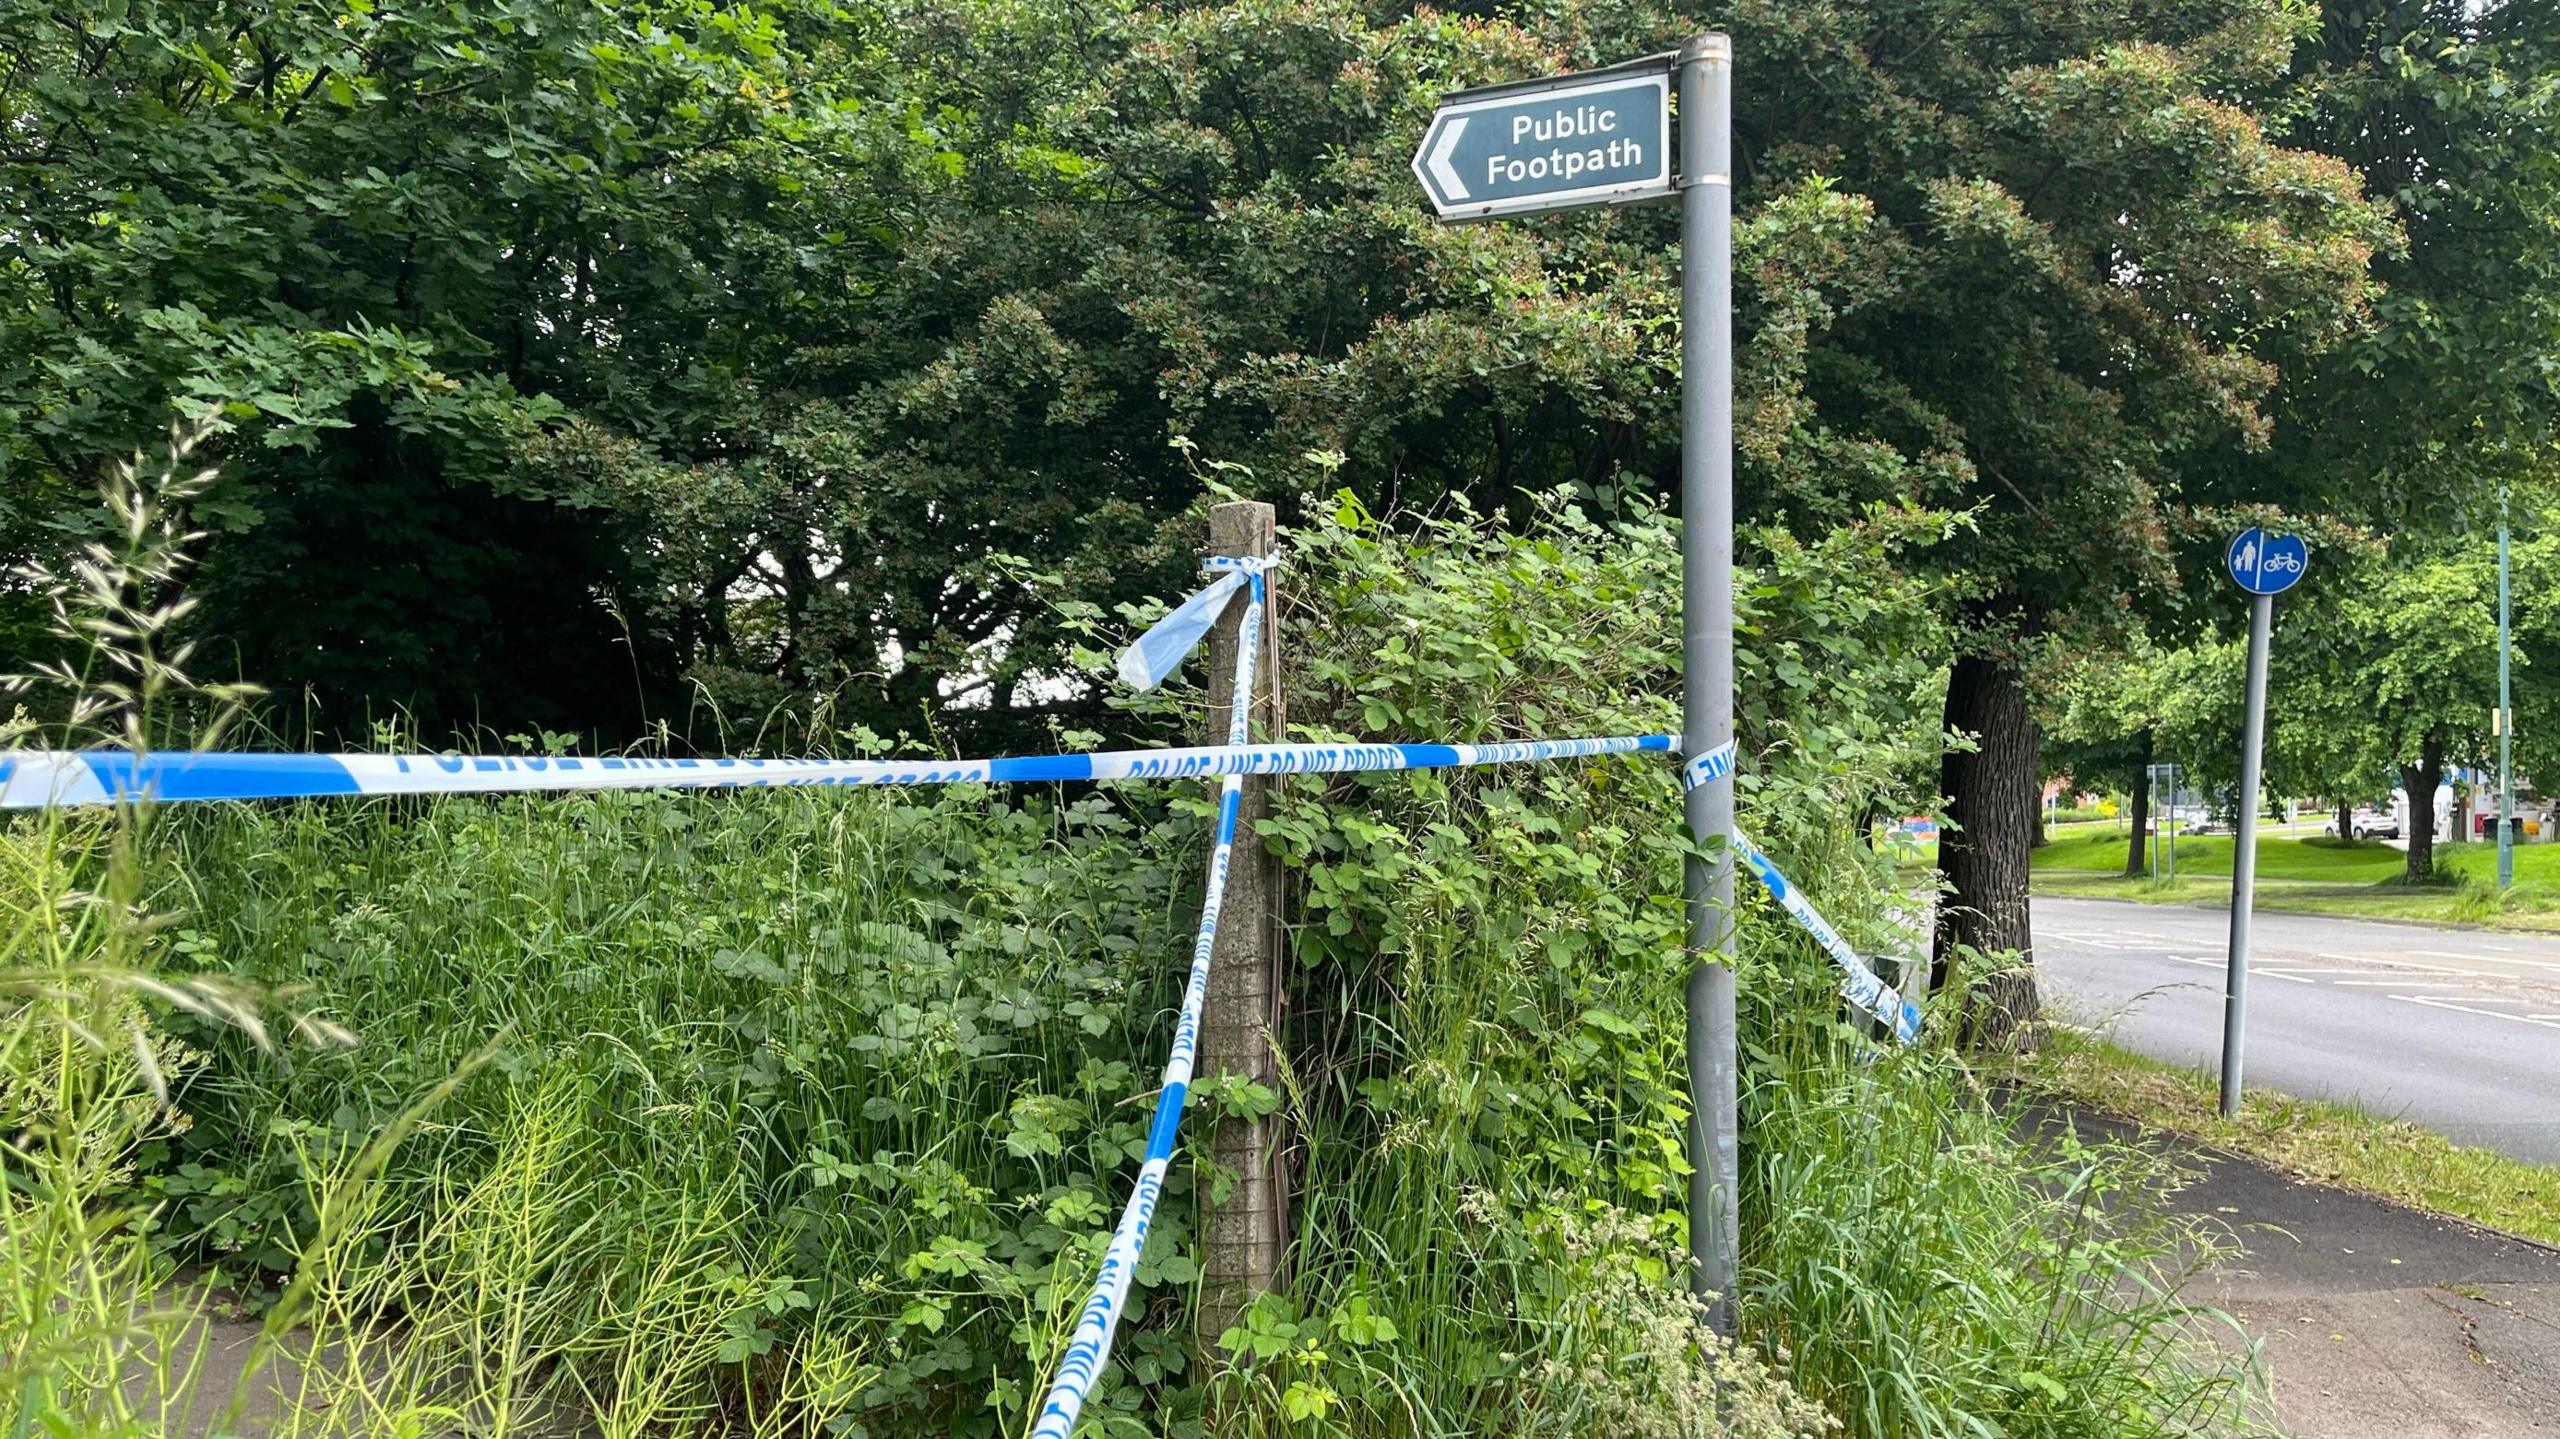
[5,442,2262,1434]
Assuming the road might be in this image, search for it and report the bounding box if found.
[2035,896,2560,1165]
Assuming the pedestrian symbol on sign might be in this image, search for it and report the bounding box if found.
[2224,528,2306,597]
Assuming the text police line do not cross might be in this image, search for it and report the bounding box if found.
[1409,69,1673,220]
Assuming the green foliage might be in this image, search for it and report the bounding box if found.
[1190,496,2240,1437]
[1223,494,1945,1431]
[2267,0,2560,528]
[150,781,1196,1432]
[1744,1044,2251,1439]
[4,0,2417,761]
[0,0,860,733]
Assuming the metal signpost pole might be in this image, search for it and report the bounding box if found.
[2500,487,2514,890]
[2165,767,2176,881]
[2218,526,2307,1118]
[1677,31,1738,1334]
[2221,592,2272,1117]
[2148,765,2159,880]
[1408,32,1730,1329]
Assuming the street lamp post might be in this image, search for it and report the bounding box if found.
[2500,484,2515,891]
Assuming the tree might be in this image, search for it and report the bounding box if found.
[2273,513,2560,881]
[2040,639,2164,877]
[0,0,886,738]
[2251,0,2560,875]
[1703,3,2393,1038]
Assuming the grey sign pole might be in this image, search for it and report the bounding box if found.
[2221,593,2273,1116]
[1676,31,1738,1333]
[2217,526,2305,1117]
[1410,32,1733,1332]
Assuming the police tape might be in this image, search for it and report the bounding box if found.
[1116,553,1280,691]
[1681,740,1738,794]
[1030,566,1262,1439]
[0,535,1858,1420]
[1674,745,1917,1039]
[1730,829,1923,1043]
[0,734,1682,811]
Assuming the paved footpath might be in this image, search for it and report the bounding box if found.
[2036,896,2560,1164]
[2060,1108,2560,1437]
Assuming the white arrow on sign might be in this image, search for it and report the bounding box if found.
[1409,69,1672,220]
[1426,116,1469,201]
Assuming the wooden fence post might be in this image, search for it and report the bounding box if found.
[1198,500,1286,1342]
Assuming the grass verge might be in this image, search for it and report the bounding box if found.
[2027,832,2560,932]
[2019,1029,2560,1249]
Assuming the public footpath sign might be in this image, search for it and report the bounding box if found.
[1409,68,1672,220]
[2225,527,2309,596]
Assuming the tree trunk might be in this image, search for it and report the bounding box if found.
[2401,738,2445,884]
[2122,731,2153,877]
[1931,652,2043,1049]
[2335,798,2353,845]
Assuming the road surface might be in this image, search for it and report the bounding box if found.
[2035,897,2560,1165]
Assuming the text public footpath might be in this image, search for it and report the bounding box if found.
[1484,102,1647,188]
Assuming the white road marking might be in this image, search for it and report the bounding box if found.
[2389,994,2560,1030]
[2447,955,2560,976]
[2334,979,2463,987]
[2051,929,2169,946]
[2307,952,2560,986]
[2318,956,2482,976]
[2252,969,2317,984]
[2397,948,2560,974]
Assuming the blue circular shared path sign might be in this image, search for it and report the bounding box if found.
[2225,527,2309,596]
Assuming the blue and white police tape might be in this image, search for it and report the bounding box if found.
[1673,746,1919,1040]
[1681,740,1739,794]
[0,734,1678,811]
[1115,554,1281,692]
[1030,567,1262,1439]
[1729,830,1923,1043]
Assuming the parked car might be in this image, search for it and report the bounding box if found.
[2351,808,2400,840]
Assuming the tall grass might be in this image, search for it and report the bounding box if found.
[0,425,363,1435]
[1742,1037,2252,1436]
[145,778,1203,1430]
